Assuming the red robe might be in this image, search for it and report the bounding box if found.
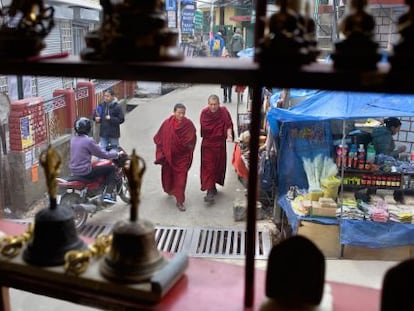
[200,106,234,191]
[154,116,196,204]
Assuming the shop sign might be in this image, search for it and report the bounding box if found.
[167,11,177,28]
[194,10,203,30]
[181,7,194,34]
[165,0,176,11]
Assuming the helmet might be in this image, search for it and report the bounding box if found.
[74,117,92,135]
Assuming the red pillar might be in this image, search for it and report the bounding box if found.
[76,81,96,115]
[8,97,46,151]
[53,89,76,130]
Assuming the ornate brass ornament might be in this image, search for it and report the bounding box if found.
[332,0,381,70]
[0,0,55,58]
[258,0,319,68]
[100,149,167,283]
[0,223,33,258]
[81,0,183,61]
[64,234,112,275]
[22,145,86,266]
[389,0,414,71]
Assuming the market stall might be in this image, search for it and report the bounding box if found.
[267,90,414,258]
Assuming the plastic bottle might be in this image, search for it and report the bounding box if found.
[347,144,357,168]
[336,145,343,167]
[357,144,365,170]
[366,143,376,165]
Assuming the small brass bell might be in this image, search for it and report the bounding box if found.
[23,146,86,266]
[100,150,166,282]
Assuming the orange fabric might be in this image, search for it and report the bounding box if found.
[232,143,249,180]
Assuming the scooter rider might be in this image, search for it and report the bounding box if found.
[69,117,121,204]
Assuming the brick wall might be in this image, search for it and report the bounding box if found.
[397,117,414,153]
[8,98,47,152]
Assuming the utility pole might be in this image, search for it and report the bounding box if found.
[209,0,214,38]
[177,0,182,44]
[332,0,340,41]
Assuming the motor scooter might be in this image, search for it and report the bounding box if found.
[57,148,130,229]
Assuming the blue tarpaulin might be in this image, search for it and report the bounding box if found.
[340,219,414,248]
[267,90,414,136]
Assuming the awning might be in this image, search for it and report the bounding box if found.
[230,15,251,22]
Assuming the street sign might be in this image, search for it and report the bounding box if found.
[165,0,176,11]
[194,10,203,30]
[251,10,256,24]
[181,7,195,34]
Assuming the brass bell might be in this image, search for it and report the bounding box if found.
[100,149,166,282]
[99,219,166,282]
[23,146,86,266]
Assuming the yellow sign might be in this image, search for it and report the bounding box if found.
[20,116,34,149]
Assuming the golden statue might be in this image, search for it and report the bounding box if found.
[39,145,62,205]
[123,149,146,221]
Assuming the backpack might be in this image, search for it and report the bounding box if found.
[213,39,221,51]
[231,35,243,52]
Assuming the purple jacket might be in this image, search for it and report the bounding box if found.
[69,135,118,176]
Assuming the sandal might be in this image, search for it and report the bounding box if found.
[176,202,186,211]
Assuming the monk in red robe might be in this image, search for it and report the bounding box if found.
[200,94,234,203]
[154,103,196,211]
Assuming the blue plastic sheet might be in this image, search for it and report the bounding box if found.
[278,196,339,233]
[340,219,414,248]
[277,121,333,195]
[267,90,414,137]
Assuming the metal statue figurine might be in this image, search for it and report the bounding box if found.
[99,149,167,283]
[0,0,54,57]
[389,0,414,71]
[39,145,62,207]
[258,0,319,68]
[123,149,146,222]
[332,0,381,70]
[81,0,183,61]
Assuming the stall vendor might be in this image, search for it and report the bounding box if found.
[371,117,406,158]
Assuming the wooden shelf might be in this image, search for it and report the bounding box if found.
[0,250,188,310]
[0,56,258,85]
[0,56,414,94]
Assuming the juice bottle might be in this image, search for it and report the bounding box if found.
[347,144,357,168]
[366,143,376,165]
[357,144,365,170]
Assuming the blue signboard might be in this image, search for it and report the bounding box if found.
[165,0,176,11]
[181,7,194,34]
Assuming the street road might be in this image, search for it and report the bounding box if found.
[87,83,262,229]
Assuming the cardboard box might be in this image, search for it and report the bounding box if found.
[311,201,337,218]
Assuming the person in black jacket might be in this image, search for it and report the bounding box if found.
[93,88,125,151]
[371,117,406,158]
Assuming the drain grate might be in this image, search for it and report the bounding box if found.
[74,225,272,259]
[78,224,113,238]
[155,226,188,253]
[188,227,271,259]
[2,220,272,259]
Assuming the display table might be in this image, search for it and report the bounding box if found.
[278,196,414,259]
[341,219,414,248]
[278,196,339,233]
[0,220,381,310]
